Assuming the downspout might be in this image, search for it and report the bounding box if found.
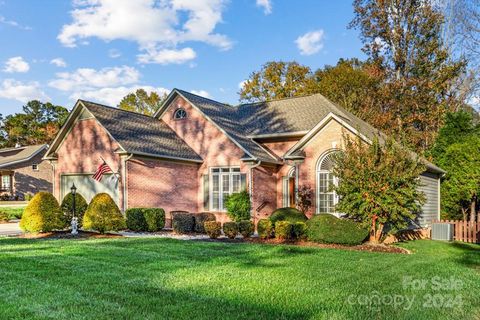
[249,160,262,222]
[122,154,133,212]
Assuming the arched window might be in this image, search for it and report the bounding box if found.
[173,108,187,120]
[316,151,341,215]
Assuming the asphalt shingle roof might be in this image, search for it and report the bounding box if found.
[80,100,202,162]
[0,144,47,168]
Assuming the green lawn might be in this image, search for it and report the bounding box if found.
[0,238,478,320]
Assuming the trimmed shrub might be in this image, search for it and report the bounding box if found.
[205,221,221,239]
[238,220,254,238]
[194,212,216,233]
[25,193,34,201]
[60,192,88,228]
[306,214,369,245]
[270,207,308,225]
[172,212,195,234]
[224,190,251,222]
[292,222,307,240]
[20,192,65,233]
[143,208,165,232]
[0,211,9,223]
[257,219,273,239]
[275,221,293,240]
[126,208,147,231]
[83,193,126,233]
[223,221,238,239]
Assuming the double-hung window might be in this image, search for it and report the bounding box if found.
[1,175,11,191]
[210,167,241,211]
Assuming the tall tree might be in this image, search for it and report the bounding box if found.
[333,136,426,243]
[239,61,319,102]
[0,101,68,147]
[430,110,480,220]
[118,89,167,116]
[350,0,466,153]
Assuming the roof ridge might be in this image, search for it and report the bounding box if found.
[235,92,324,108]
[79,99,158,120]
[175,89,233,107]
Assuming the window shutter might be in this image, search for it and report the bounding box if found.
[203,174,209,211]
[240,173,247,191]
[282,177,288,207]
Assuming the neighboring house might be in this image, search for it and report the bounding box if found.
[44,89,443,227]
[0,144,52,199]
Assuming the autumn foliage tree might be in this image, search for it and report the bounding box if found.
[333,136,426,243]
[118,89,167,116]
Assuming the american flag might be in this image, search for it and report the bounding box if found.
[92,161,112,181]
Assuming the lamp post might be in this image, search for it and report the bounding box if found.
[71,183,78,235]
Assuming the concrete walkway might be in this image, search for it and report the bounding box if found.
[0,220,22,237]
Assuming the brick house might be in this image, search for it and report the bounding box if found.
[0,144,52,199]
[44,89,443,227]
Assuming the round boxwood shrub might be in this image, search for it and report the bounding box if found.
[238,220,254,238]
[257,219,273,239]
[224,190,251,222]
[0,211,9,223]
[126,208,147,231]
[20,192,65,233]
[61,192,88,228]
[275,221,293,240]
[143,208,165,232]
[306,214,369,245]
[83,193,126,233]
[172,212,195,234]
[269,207,308,225]
[194,212,216,233]
[223,221,238,239]
[204,221,221,239]
[292,222,307,240]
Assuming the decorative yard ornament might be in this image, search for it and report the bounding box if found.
[70,183,78,235]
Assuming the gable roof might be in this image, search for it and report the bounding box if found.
[44,100,202,163]
[155,89,443,173]
[0,144,48,168]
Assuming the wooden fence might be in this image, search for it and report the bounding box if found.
[434,220,480,243]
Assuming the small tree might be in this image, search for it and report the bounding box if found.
[333,136,426,243]
[224,191,251,222]
[296,185,313,214]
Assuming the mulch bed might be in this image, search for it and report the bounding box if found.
[19,231,122,240]
[201,237,410,254]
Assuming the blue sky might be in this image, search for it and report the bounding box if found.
[0,0,365,115]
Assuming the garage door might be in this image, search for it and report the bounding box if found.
[61,174,119,205]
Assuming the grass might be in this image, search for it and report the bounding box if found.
[0,238,478,320]
[0,206,24,220]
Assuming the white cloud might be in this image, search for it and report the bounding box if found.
[238,80,247,90]
[295,30,325,55]
[108,49,121,58]
[3,56,30,73]
[256,0,272,15]
[49,65,140,91]
[0,79,49,102]
[0,16,31,30]
[50,58,67,67]
[58,0,232,64]
[71,85,170,106]
[190,90,210,98]
[137,47,196,65]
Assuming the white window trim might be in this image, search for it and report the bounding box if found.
[173,108,187,120]
[316,150,341,216]
[209,166,241,212]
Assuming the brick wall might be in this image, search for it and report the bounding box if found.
[126,157,199,214]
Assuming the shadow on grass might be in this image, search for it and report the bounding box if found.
[450,241,480,270]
